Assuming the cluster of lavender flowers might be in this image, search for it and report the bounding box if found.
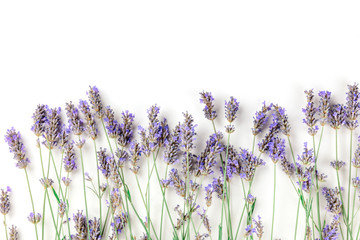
[3,84,360,240]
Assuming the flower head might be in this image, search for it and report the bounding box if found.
[103,106,120,138]
[297,142,314,166]
[88,217,101,240]
[318,90,332,126]
[0,186,11,215]
[97,148,111,179]
[164,124,181,165]
[63,142,77,172]
[28,212,41,224]
[328,104,346,129]
[273,104,291,136]
[65,101,85,135]
[225,96,239,123]
[129,141,142,174]
[5,128,30,169]
[9,225,19,240]
[199,91,217,121]
[117,110,135,147]
[303,89,319,136]
[31,104,48,137]
[268,137,286,164]
[180,112,197,152]
[252,102,272,136]
[87,86,104,119]
[73,210,88,240]
[79,100,98,140]
[345,83,360,130]
[197,132,224,176]
[322,187,342,215]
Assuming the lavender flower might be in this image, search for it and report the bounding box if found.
[352,177,360,188]
[43,107,62,148]
[180,112,197,152]
[87,86,104,119]
[9,225,18,240]
[164,124,181,165]
[112,213,128,234]
[197,132,224,176]
[65,101,85,135]
[146,105,164,151]
[73,210,88,240]
[4,128,30,169]
[252,102,272,136]
[0,186,11,215]
[117,110,135,147]
[352,136,360,168]
[168,168,186,198]
[258,117,280,153]
[88,217,101,240]
[244,224,256,237]
[225,96,240,123]
[31,104,48,137]
[268,137,286,164]
[199,91,217,121]
[129,141,142,174]
[198,209,211,234]
[110,188,123,216]
[297,142,314,166]
[345,83,360,130]
[322,187,342,215]
[62,177,72,187]
[58,200,66,218]
[28,212,41,224]
[273,104,291,136]
[239,148,265,181]
[328,104,346,129]
[97,148,111,179]
[39,177,54,189]
[138,126,151,157]
[253,215,264,239]
[212,177,224,199]
[195,233,209,240]
[303,89,319,136]
[246,194,256,205]
[318,91,332,126]
[322,214,340,240]
[79,100,98,140]
[330,160,346,170]
[103,106,120,138]
[108,155,122,187]
[115,148,129,168]
[58,125,70,150]
[280,156,295,177]
[204,184,213,207]
[63,142,77,172]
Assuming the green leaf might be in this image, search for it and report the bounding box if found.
[218,225,222,240]
[51,187,60,204]
[124,185,132,201]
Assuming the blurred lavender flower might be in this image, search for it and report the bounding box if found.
[31,104,48,137]
[129,141,142,174]
[39,177,54,189]
[58,125,70,150]
[87,86,104,119]
[63,142,77,172]
[322,187,342,215]
[62,177,72,187]
[328,104,346,129]
[97,148,111,179]
[273,105,291,136]
[253,215,264,239]
[197,132,224,176]
[352,136,360,168]
[112,213,128,235]
[296,166,314,193]
[9,225,18,240]
[204,184,213,207]
[0,186,11,215]
[252,102,272,136]
[88,217,101,240]
[58,200,66,218]
[195,233,209,240]
[244,224,256,237]
[110,188,122,215]
[316,170,328,183]
[246,194,256,205]
[318,91,332,126]
[164,124,181,165]
[103,106,120,138]
[180,112,197,152]
[297,142,314,166]
[222,145,239,180]
[79,100,98,140]
[108,155,122,188]
[280,156,295,177]
[352,176,360,188]
[345,83,360,130]
[212,177,224,199]
[65,101,85,135]
[75,138,86,149]
[28,212,41,224]
[303,89,319,136]
[73,210,88,240]
[4,128,30,169]
[43,107,62,149]
[268,137,286,164]
[199,91,217,121]
[117,110,135,147]
[225,96,240,123]
[138,126,151,157]
[330,160,346,170]
[198,209,211,234]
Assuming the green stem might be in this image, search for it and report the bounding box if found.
[348,130,353,239]
[147,155,151,238]
[294,198,300,240]
[351,168,358,235]
[93,140,102,230]
[159,164,169,239]
[271,163,276,240]
[24,168,39,240]
[312,134,322,238]
[3,215,8,240]
[78,136,90,235]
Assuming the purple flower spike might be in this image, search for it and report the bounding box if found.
[87,86,104,119]
[5,128,30,169]
[79,99,98,140]
[303,89,319,136]
[318,90,332,126]
[180,112,197,152]
[199,91,217,121]
[252,102,272,136]
[65,101,85,135]
[328,104,346,129]
[345,83,360,130]
[31,104,48,137]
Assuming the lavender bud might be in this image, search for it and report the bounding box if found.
[31,104,48,137]
[44,107,62,148]
[303,89,319,136]
[345,83,360,130]
[353,177,360,188]
[63,142,77,172]
[0,187,11,215]
[297,142,314,166]
[197,132,224,176]
[253,215,264,239]
[246,194,255,205]
[28,212,41,224]
[87,86,104,119]
[129,141,142,174]
[62,177,72,187]
[58,200,66,218]
[322,187,342,215]
[168,168,186,198]
[328,104,346,129]
[117,110,135,147]
[225,96,239,123]
[244,224,256,237]
[88,217,101,240]
[164,124,181,165]
[180,112,197,152]
[4,128,30,169]
[39,178,54,189]
[330,160,346,170]
[273,104,291,136]
[97,148,111,179]
[79,100,98,140]
[318,91,332,126]
[65,101,85,135]
[353,137,360,168]
[104,106,120,138]
[268,137,286,164]
[198,209,211,234]
[9,225,19,240]
[252,102,272,136]
[199,91,217,121]
[73,210,88,240]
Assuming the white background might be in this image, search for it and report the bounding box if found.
[1,1,360,239]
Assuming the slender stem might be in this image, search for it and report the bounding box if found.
[3,215,8,240]
[24,168,39,240]
[159,164,169,239]
[294,198,300,240]
[93,140,102,230]
[147,155,151,237]
[312,134,322,238]
[348,130,353,239]
[271,163,276,240]
[78,136,90,235]
[351,168,358,235]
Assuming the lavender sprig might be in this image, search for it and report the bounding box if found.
[199,91,217,121]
